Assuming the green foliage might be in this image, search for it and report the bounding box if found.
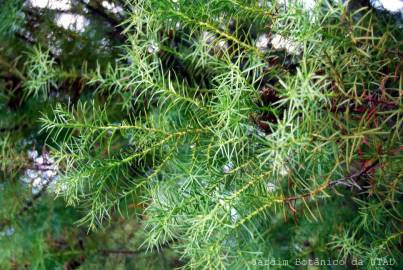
[0,0,23,39]
[23,48,57,99]
[1,0,402,269]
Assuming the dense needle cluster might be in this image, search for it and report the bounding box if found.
[0,0,402,269]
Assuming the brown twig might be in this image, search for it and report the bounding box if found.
[0,55,26,81]
[283,158,380,204]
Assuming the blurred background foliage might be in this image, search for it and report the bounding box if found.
[0,0,180,269]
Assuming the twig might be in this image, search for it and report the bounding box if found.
[284,158,380,203]
[0,55,26,81]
